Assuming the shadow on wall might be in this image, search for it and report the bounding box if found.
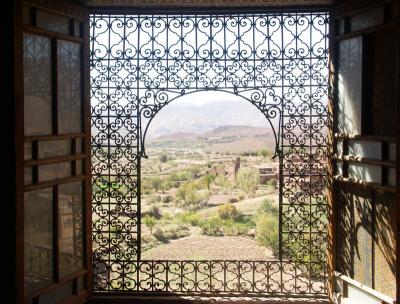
[336,183,396,297]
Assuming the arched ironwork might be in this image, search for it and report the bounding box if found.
[141,89,281,158]
[90,11,329,296]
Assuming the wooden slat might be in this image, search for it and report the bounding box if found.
[61,290,88,304]
[52,37,59,135]
[334,21,399,41]
[25,0,85,20]
[333,175,396,193]
[395,5,400,302]
[24,269,87,301]
[333,154,396,167]
[25,175,86,191]
[334,133,396,142]
[334,272,395,304]
[14,1,25,303]
[25,133,86,142]
[53,185,60,282]
[24,153,85,166]
[327,14,337,301]
[82,9,94,297]
[23,25,84,43]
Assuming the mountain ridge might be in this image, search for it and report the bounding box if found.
[149,125,273,142]
[146,99,278,138]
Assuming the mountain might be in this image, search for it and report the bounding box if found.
[149,125,273,142]
[146,98,278,138]
[203,125,273,137]
[153,131,197,141]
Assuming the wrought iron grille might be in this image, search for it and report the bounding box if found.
[90,11,329,296]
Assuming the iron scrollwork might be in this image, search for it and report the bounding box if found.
[91,11,329,296]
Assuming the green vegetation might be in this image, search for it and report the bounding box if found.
[143,215,156,234]
[153,225,190,243]
[214,175,231,189]
[146,205,162,219]
[217,203,242,221]
[135,130,325,275]
[201,173,215,190]
[159,152,168,163]
[255,199,279,255]
[149,177,163,193]
[236,168,260,194]
[175,181,210,210]
[258,148,272,158]
[256,214,279,255]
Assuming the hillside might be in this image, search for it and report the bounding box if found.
[149,125,274,142]
[203,125,273,138]
[146,98,278,138]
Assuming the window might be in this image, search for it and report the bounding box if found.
[90,11,329,295]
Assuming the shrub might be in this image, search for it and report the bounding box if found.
[143,215,157,234]
[185,190,209,210]
[147,205,162,219]
[258,199,278,216]
[240,151,258,157]
[214,175,230,189]
[258,148,272,158]
[201,173,215,190]
[227,197,239,204]
[268,178,278,189]
[187,167,201,179]
[217,203,242,221]
[176,182,209,210]
[149,177,163,193]
[223,220,251,236]
[164,225,189,240]
[236,168,260,194]
[153,228,167,242]
[179,212,201,226]
[200,217,223,236]
[255,213,279,256]
[238,193,245,201]
[148,195,162,205]
[159,152,168,163]
[162,212,172,220]
[162,195,173,204]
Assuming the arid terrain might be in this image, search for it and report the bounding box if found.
[141,124,280,260]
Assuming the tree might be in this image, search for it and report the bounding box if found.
[256,213,279,256]
[143,215,156,234]
[258,148,271,158]
[267,178,278,189]
[149,177,163,193]
[201,173,215,190]
[236,168,260,194]
[176,182,209,210]
[159,152,168,163]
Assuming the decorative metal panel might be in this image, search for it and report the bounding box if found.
[91,12,329,295]
[87,0,332,7]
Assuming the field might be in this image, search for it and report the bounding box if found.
[141,126,280,260]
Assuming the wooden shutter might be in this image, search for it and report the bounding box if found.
[329,0,399,303]
[15,1,91,303]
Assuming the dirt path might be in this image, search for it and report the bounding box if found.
[142,235,274,260]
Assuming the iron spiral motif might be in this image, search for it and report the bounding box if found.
[90,12,329,295]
